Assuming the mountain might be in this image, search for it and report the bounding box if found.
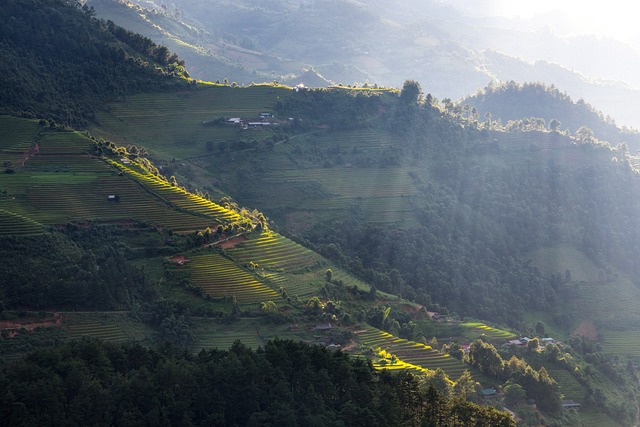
[462,81,640,150]
[88,0,640,130]
[2,1,640,425]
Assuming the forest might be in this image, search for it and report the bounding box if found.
[0,0,189,127]
[0,338,514,426]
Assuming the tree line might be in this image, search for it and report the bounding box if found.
[0,338,514,426]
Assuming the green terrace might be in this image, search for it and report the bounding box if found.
[353,325,470,380]
[189,318,266,352]
[223,230,324,272]
[459,322,517,341]
[545,367,587,404]
[66,323,129,343]
[258,166,419,225]
[0,209,45,236]
[0,116,40,164]
[601,330,640,357]
[92,85,290,158]
[175,252,280,304]
[106,158,240,223]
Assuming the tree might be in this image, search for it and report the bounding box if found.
[549,118,561,132]
[504,382,526,406]
[261,301,278,314]
[468,340,504,378]
[400,80,422,105]
[575,126,595,143]
[527,337,540,352]
[453,370,478,400]
[325,269,332,283]
[430,368,452,398]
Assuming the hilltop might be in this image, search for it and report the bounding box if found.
[462,81,640,150]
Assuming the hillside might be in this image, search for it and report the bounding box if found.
[0,0,189,127]
[3,2,640,424]
[462,81,640,149]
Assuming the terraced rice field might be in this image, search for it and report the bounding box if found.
[577,410,619,427]
[311,128,402,150]
[0,209,45,236]
[262,167,418,224]
[225,230,323,271]
[568,279,640,321]
[37,131,93,154]
[354,325,469,380]
[181,252,280,303]
[107,158,240,223]
[546,367,586,403]
[93,85,288,158]
[601,330,640,357]
[459,322,516,341]
[190,319,265,352]
[0,129,236,231]
[67,323,128,342]
[0,116,40,163]
[1,169,219,231]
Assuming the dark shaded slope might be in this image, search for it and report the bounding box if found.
[0,0,188,127]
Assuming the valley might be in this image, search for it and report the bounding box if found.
[2,1,640,425]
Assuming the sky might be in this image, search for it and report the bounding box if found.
[444,0,640,42]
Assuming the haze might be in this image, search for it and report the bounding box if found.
[446,0,640,42]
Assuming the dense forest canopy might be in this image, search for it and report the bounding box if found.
[0,339,515,426]
[462,81,640,149]
[0,0,189,127]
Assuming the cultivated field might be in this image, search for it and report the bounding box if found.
[178,251,280,303]
[601,330,640,357]
[459,322,516,341]
[92,85,290,159]
[224,230,323,272]
[353,325,470,380]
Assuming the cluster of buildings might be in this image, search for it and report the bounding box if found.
[227,112,275,129]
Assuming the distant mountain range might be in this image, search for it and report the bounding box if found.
[88,0,640,129]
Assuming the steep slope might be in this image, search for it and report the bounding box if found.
[0,0,189,127]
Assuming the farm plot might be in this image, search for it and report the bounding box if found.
[93,86,289,159]
[459,322,516,341]
[19,174,217,231]
[0,209,45,236]
[311,128,402,151]
[567,279,640,321]
[1,156,223,231]
[190,318,265,352]
[107,159,239,223]
[262,167,418,225]
[37,131,93,154]
[67,323,128,343]
[180,252,280,303]
[0,116,40,163]
[545,367,587,403]
[354,325,469,380]
[260,270,320,300]
[224,230,323,271]
[601,330,640,357]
